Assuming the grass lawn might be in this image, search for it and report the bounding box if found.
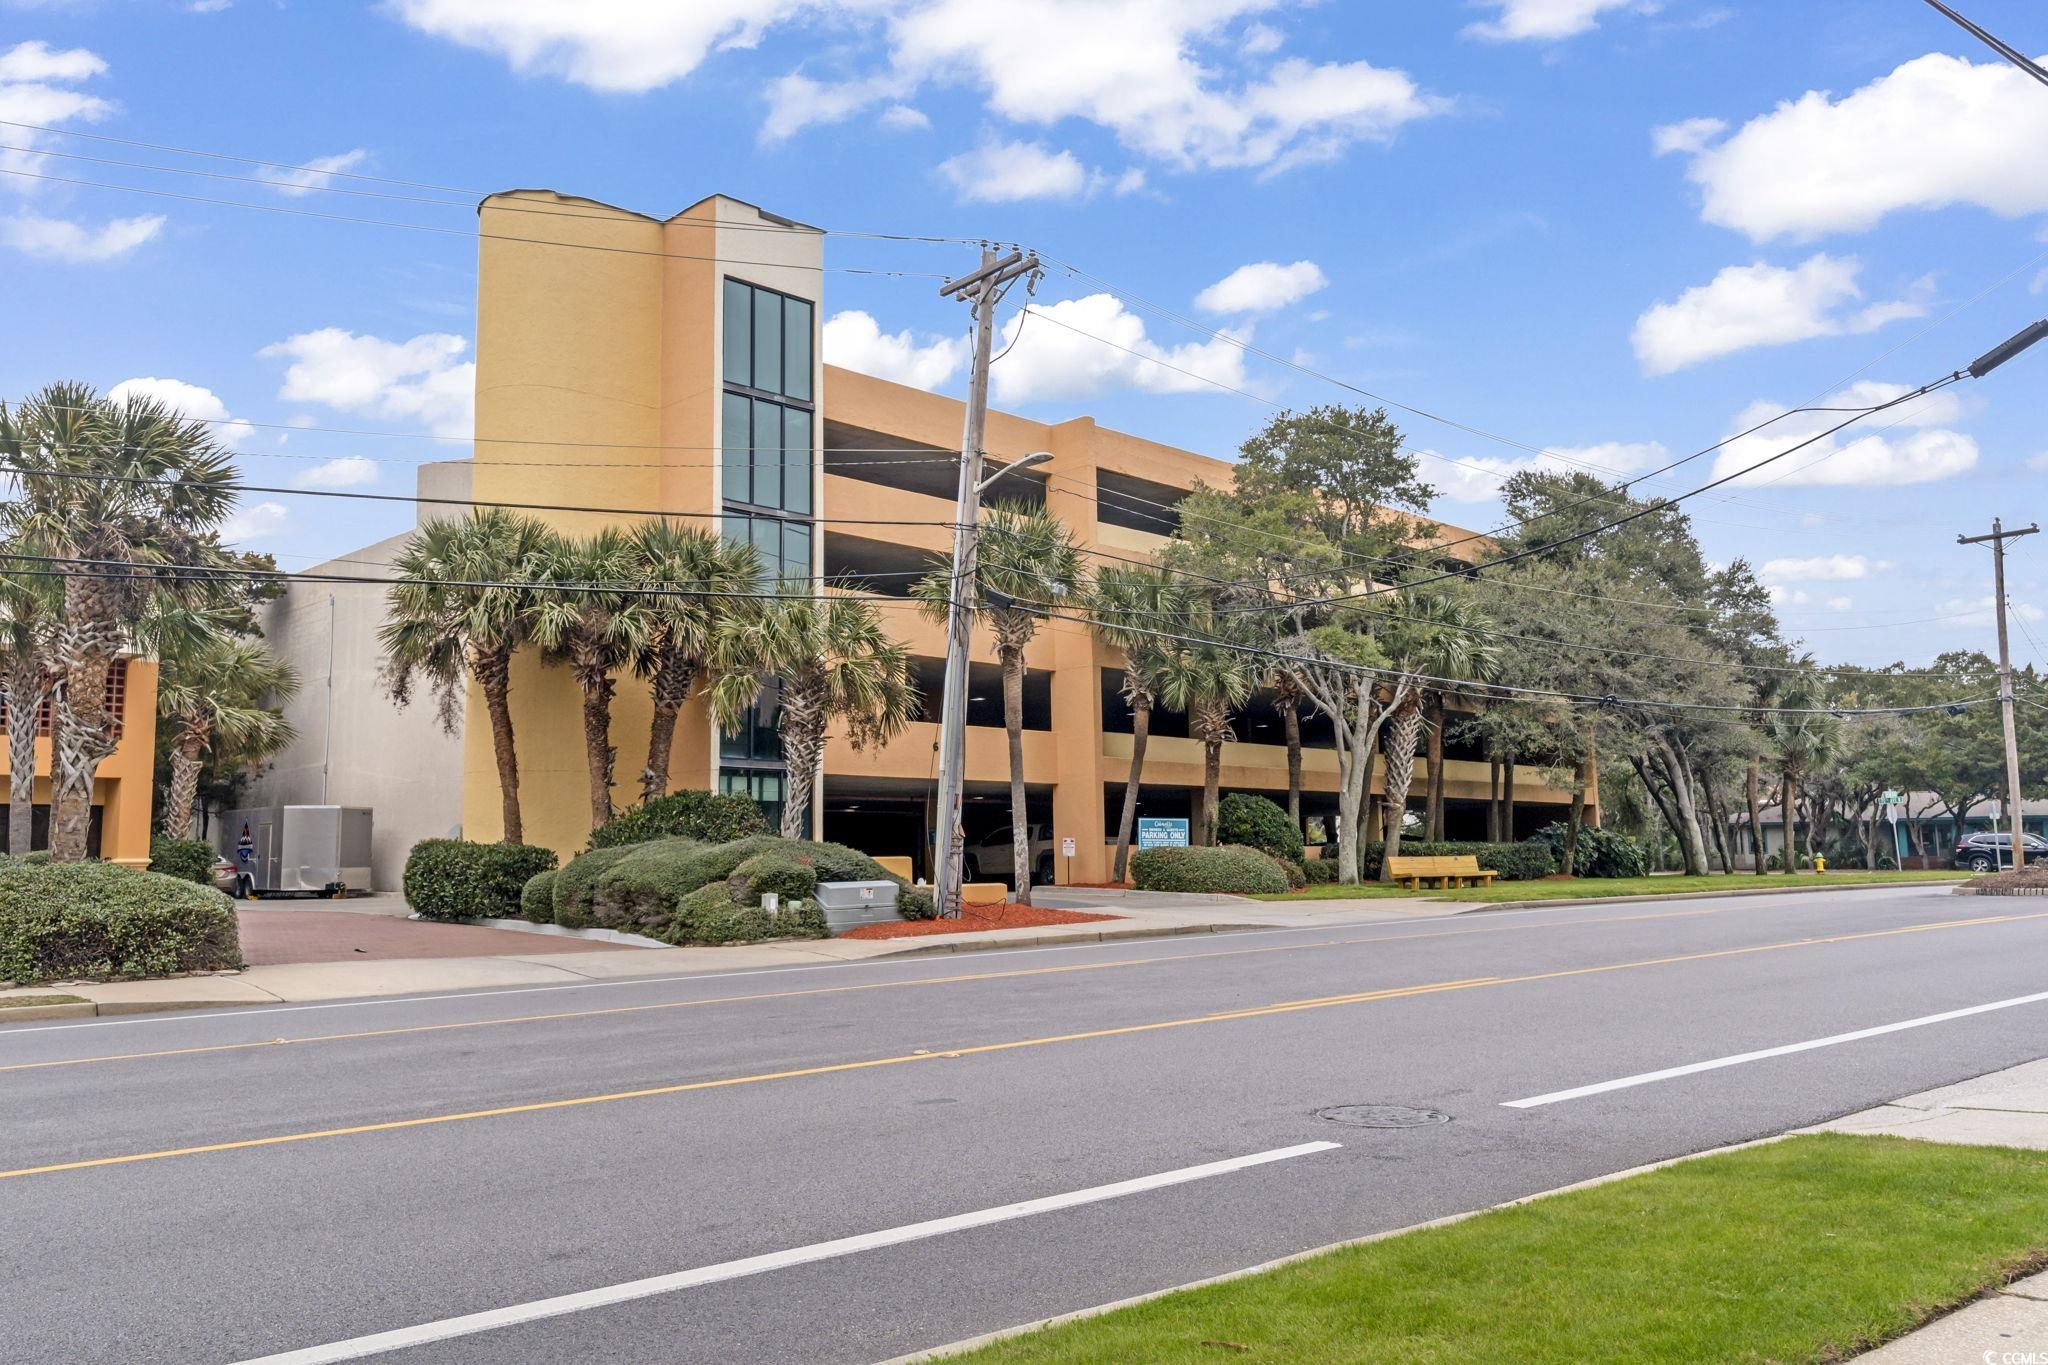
[1251,869,1967,903]
[962,1134,2048,1364]
[0,992,87,1009]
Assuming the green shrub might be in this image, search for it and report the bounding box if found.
[1129,844,1292,895]
[727,852,817,907]
[1217,793,1304,867]
[403,839,559,921]
[520,869,558,924]
[671,881,827,945]
[1333,839,1556,882]
[1529,823,1648,878]
[1301,858,1337,885]
[587,790,771,850]
[551,835,894,944]
[0,860,241,984]
[897,887,937,920]
[147,836,216,885]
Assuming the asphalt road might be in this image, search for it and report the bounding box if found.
[4,883,2046,1363]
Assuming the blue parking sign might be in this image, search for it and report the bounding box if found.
[1136,818,1189,849]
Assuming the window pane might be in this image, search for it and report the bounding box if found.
[752,287,782,395]
[721,392,751,506]
[783,521,812,583]
[751,397,782,510]
[782,404,811,515]
[723,279,751,390]
[751,516,781,581]
[722,512,751,553]
[783,296,812,401]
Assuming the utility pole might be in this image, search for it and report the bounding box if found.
[932,246,1040,918]
[1958,518,2038,870]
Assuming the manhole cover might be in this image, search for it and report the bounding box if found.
[1314,1104,1450,1129]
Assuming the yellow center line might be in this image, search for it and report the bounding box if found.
[4,907,2043,1183]
[0,894,1965,1074]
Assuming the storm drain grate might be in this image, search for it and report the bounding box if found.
[1314,1103,1450,1129]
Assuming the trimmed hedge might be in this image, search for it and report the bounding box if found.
[520,869,559,924]
[897,887,937,920]
[0,859,241,984]
[587,790,771,850]
[1301,858,1338,885]
[1129,844,1293,895]
[1217,793,1305,868]
[403,839,560,921]
[147,836,217,885]
[551,835,900,945]
[1324,839,1556,882]
[1529,823,1648,879]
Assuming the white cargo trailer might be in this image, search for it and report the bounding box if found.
[219,805,373,897]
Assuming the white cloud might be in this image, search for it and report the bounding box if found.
[1709,383,1977,488]
[0,212,163,262]
[106,376,254,447]
[384,0,808,94]
[1630,254,1926,375]
[1239,21,1282,56]
[260,328,476,439]
[1759,554,1890,582]
[1194,259,1328,314]
[257,149,369,197]
[188,0,233,12]
[293,456,380,489]
[395,3,1443,175]
[2028,451,2048,474]
[1422,440,1666,504]
[0,39,114,188]
[1650,116,1724,156]
[937,137,1092,202]
[1666,51,2048,242]
[878,103,929,131]
[1941,595,2044,629]
[821,309,968,390]
[1463,0,1646,42]
[222,500,289,545]
[987,294,1249,405]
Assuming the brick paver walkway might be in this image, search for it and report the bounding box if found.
[237,909,640,966]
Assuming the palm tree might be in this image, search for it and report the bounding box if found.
[708,593,916,841]
[156,632,297,836]
[1766,667,1838,872]
[1156,593,1256,847]
[1374,594,1498,878]
[0,564,58,855]
[914,503,1083,903]
[0,383,238,860]
[629,521,762,804]
[1092,564,1188,883]
[532,528,651,829]
[379,508,558,844]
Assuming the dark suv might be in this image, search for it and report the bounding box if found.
[1953,831,2048,872]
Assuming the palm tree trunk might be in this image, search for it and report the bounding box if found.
[639,653,694,805]
[49,587,124,861]
[1282,701,1302,826]
[578,661,617,830]
[161,723,211,838]
[1113,690,1150,884]
[1003,645,1031,905]
[1501,754,1517,844]
[6,654,42,855]
[1486,758,1502,842]
[1203,735,1223,847]
[474,646,523,844]
[1746,758,1765,875]
[1376,698,1422,881]
[1424,695,1445,841]
[1562,748,1590,877]
[777,678,824,841]
[1784,766,1801,871]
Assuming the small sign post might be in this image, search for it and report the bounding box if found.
[1060,835,1076,884]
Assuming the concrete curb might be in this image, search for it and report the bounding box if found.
[882,1134,1796,1363]
[461,917,672,949]
[1383,877,1967,914]
[0,999,95,1021]
[874,921,1275,956]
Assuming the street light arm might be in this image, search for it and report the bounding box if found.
[975,449,1052,496]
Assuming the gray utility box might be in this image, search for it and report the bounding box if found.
[220,805,373,896]
[816,879,901,932]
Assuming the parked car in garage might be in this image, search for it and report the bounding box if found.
[1953,831,2048,872]
[962,823,1055,887]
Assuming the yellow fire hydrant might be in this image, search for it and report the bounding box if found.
[1814,853,1827,874]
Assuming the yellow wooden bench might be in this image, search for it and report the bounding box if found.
[872,855,914,882]
[1386,854,1498,890]
[961,882,1008,908]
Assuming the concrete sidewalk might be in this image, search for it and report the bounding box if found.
[1808,1060,2048,1361]
[5,894,1456,1016]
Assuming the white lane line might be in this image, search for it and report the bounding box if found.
[1503,989,2048,1109]
[229,1141,1341,1365]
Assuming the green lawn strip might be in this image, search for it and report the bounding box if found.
[1251,870,1967,903]
[962,1135,2048,1365]
[0,993,87,1008]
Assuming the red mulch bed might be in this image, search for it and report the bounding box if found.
[837,903,1122,939]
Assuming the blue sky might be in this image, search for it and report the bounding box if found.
[3,0,2046,668]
